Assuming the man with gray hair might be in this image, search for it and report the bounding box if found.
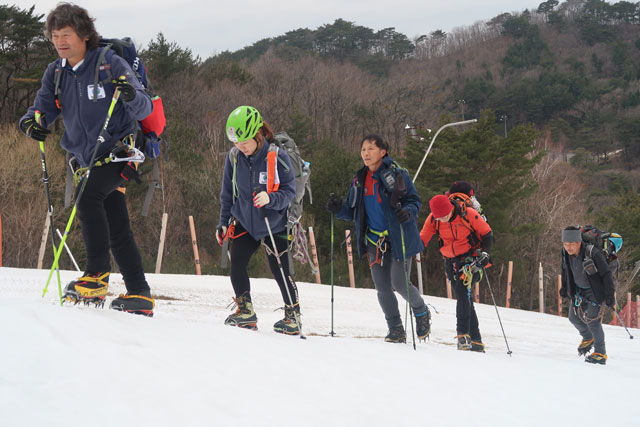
[560,226,616,364]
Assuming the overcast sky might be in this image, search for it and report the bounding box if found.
[23,0,544,59]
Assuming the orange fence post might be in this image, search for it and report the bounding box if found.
[345,230,355,288]
[506,261,513,308]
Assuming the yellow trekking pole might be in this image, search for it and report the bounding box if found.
[43,87,122,297]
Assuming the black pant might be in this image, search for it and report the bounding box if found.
[230,223,298,306]
[76,161,149,293]
[445,258,481,341]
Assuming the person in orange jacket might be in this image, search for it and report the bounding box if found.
[420,194,493,351]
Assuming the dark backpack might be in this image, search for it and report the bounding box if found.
[580,225,622,265]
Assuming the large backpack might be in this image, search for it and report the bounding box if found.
[229,132,314,273]
[579,225,622,276]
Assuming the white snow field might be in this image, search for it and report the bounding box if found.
[0,266,638,427]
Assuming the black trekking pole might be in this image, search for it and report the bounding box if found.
[613,309,634,339]
[330,193,336,337]
[397,203,416,350]
[43,86,122,296]
[256,187,306,340]
[483,269,512,356]
[35,111,63,305]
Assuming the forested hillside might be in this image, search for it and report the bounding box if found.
[1,0,639,312]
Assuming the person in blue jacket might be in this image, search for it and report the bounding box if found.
[327,134,431,343]
[216,105,301,335]
[18,3,155,316]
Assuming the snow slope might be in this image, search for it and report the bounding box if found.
[1,266,638,427]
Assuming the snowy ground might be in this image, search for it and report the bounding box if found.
[0,266,638,427]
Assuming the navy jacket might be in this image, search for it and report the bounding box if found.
[561,244,616,304]
[335,156,424,260]
[219,140,295,240]
[20,48,152,167]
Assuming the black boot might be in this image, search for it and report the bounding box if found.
[456,334,471,350]
[224,292,258,330]
[110,290,154,317]
[415,309,431,341]
[385,326,406,343]
[273,303,301,335]
[578,338,594,356]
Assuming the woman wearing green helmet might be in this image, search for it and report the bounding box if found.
[216,105,301,335]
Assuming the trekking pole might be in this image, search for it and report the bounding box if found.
[483,268,513,356]
[256,188,306,340]
[613,309,634,339]
[35,111,63,305]
[330,193,336,337]
[43,87,122,297]
[397,203,416,350]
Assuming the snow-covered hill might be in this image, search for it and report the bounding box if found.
[1,266,638,427]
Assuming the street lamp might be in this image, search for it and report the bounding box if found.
[413,119,478,182]
[457,99,466,120]
[405,124,430,142]
[500,114,507,138]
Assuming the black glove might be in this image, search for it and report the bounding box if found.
[216,225,227,246]
[395,208,410,224]
[559,287,568,299]
[113,77,136,102]
[605,295,615,309]
[19,117,51,141]
[327,194,342,214]
[477,251,490,267]
[120,161,141,183]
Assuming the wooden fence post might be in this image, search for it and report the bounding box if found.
[474,281,480,303]
[308,227,321,284]
[37,214,51,269]
[538,262,544,313]
[446,276,452,299]
[345,230,355,288]
[188,215,201,275]
[506,261,513,308]
[155,212,168,274]
[636,295,639,329]
[557,275,562,316]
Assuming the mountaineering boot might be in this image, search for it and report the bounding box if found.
[224,292,258,330]
[578,338,595,356]
[63,272,110,307]
[585,352,607,365]
[456,334,472,350]
[471,340,486,353]
[110,290,155,317]
[415,309,431,341]
[273,303,301,335]
[385,326,407,343]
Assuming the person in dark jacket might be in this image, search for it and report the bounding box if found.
[420,194,493,351]
[18,3,154,315]
[327,134,431,343]
[217,105,300,335]
[560,226,616,365]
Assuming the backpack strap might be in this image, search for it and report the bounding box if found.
[266,144,281,193]
[53,60,63,109]
[229,147,239,203]
[93,45,113,103]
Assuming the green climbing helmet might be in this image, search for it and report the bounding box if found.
[226,106,263,143]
